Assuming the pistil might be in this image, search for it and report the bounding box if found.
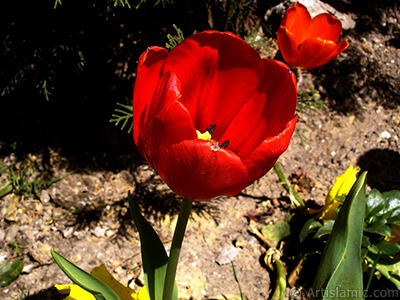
[196,124,229,150]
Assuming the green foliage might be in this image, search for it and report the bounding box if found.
[297,90,326,116]
[128,192,178,300]
[109,103,133,133]
[224,0,257,33]
[362,189,400,289]
[0,160,68,199]
[364,189,400,233]
[46,208,82,224]
[51,249,122,300]
[9,241,21,256]
[230,261,246,300]
[300,177,400,294]
[55,0,132,10]
[10,284,30,300]
[166,25,185,50]
[0,260,24,288]
[1,29,86,101]
[312,172,367,300]
[261,220,291,249]
[300,219,335,243]
[135,0,173,9]
[244,26,271,48]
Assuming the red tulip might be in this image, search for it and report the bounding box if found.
[277,2,349,69]
[133,31,298,200]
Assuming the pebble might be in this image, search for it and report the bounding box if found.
[380,130,391,139]
[215,245,241,265]
[30,241,53,265]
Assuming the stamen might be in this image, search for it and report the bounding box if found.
[220,140,229,149]
[297,44,302,50]
[196,130,212,141]
[205,124,216,134]
[211,141,220,152]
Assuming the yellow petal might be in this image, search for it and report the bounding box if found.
[138,286,150,300]
[308,165,360,220]
[90,264,139,300]
[55,284,97,300]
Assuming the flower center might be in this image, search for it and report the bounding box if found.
[196,124,229,150]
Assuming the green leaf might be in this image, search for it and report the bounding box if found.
[0,181,13,198]
[366,249,400,289]
[379,190,400,219]
[261,219,291,248]
[51,249,121,300]
[314,220,335,239]
[376,240,400,257]
[299,218,322,243]
[128,192,177,300]
[312,172,367,300]
[0,259,24,287]
[365,189,385,219]
[364,218,391,237]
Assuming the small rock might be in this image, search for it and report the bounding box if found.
[5,224,19,243]
[30,241,53,265]
[40,189,50,204]
[215,245,241,265]
[61,226,74,239]
[93,226,106,238]
[22,264,35,274]
[380,130,391,139]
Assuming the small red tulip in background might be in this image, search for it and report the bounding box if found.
[277,2,349,69]
[133,31,298,200]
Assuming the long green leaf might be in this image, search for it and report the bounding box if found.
[128,192,175,300]
[312,172,367,300]
[51,249,121,300]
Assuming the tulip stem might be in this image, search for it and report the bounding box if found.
[273,162,305,208]
[270,258,287,300]
[163,198,193,300]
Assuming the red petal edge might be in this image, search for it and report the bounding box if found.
[156,140,248,200]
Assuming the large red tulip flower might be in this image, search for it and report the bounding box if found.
[133,31,298,200]
[277,2,349,69]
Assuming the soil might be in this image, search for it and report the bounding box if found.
[1,1,400,300]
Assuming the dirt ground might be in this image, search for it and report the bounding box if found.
[1,1,400,300]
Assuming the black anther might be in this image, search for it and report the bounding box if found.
[220,140,229,148]
[205,124,216,134]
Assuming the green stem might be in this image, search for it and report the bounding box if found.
[273,161,305,208]
[271,258,287,300]
[365,251,381,293]
[162,198,193,300]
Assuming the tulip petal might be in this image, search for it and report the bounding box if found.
[281,2,311,44]
[277,27,302,68]
[162,30,263,139]
[298,38,348,69]
[156,140,248,200]
[221,59,297,160]
[143,72,197,168]
[243,116,297,185]
[307,13,343,42]
[133,46,169,147]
